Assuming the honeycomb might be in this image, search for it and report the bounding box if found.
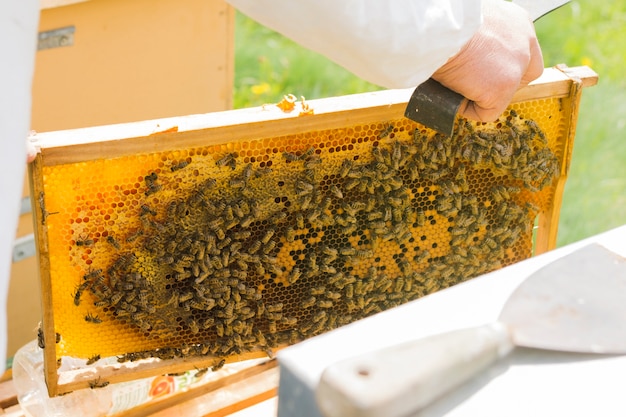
[37,99,564,369]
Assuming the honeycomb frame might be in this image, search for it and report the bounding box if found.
[29,65,597,396]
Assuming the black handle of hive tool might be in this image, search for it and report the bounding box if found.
[404,78,464,137]
[404,0,572,137]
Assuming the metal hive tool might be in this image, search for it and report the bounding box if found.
[29,65,597,396]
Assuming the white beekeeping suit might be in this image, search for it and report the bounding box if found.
[0,1,40,374]
[226,0,481,89]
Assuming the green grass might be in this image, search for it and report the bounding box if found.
[535,0,626,244]
[233,1,626,246]
[233,13,381,108]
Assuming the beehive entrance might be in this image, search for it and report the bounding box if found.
[30,66,597,395]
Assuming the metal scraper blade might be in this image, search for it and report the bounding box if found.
[501,243,626,354]
[403,78,463,137]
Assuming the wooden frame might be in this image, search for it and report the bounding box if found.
[29,65,597,400]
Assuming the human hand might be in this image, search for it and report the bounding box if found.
[431,0,544,122]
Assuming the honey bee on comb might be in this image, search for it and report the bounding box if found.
[43,103,563,376]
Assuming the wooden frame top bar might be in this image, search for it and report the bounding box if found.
[32,66,597,167]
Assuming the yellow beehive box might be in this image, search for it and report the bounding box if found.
[33,0,235,132]
[29,65,597,396]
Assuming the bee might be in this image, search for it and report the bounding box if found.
[37,325,45,349]
[214,322,225,337]
[125,229,143,243]
[73,281,90,306]
[288,267,302,284]
[194,367,209,378]
[86,354,101,365]
[76,234,94,247]
[311,311,328,324]
[307,209,322,224]
[145,183,162,196]
[83,268,103,282]
[317,300,333,308]
[304,154,322,168]
[484,237,498,250]
[414,250,430,264]
[398,260,412,276]
[325,291,341,300]
[85,313,102,324]
[89,376,109,389]
[106,235,121,250]
[241,163,254,182]
[206,216,225,231]
[284,226,296,243]
[229,177,246,189]
[243,241,261,257]
[216,153,237,170]
[272,211,288,223]
[338,159,353,179]
[388,197,404,208]
[212,359,226,372]
[188,319,200,334]
[217,237,232,250]
[300,296,316,309]
[268,321,277,334]
[296,179,314,194]
[378,124,394,139]
[144,172,158,185]
[266,302,283,313]
[283,151,300,162]
[371,146,385,165]
[232,230,251,242]
[170,159,190,172]
[525,201,540,214]
[38,192,49,225]
[391,141,404,169]
[261,228,276,245]
[278,316,297,328]
[140,204,157,217]
[266,311,283,321]
[329,184,344,199]
[301,146,316,159]
[339,246,356,257]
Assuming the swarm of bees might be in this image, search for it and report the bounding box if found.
[71,111,557,367]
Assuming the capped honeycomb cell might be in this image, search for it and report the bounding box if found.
[30,66,597,395]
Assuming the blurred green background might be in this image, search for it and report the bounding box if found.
[233,0,626,247]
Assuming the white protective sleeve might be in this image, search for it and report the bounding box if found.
[226,0,482,89]
[0,1,39,372]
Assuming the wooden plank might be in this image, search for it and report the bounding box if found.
[0,379,18,410]
[55,351,271,394]
[40,0,89,9]
[2,404,26,417]
[27,161,58,398]
[202,390,277,417]
[535,66,588,254]
[32,66,596,166]
[112,359,277,417]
